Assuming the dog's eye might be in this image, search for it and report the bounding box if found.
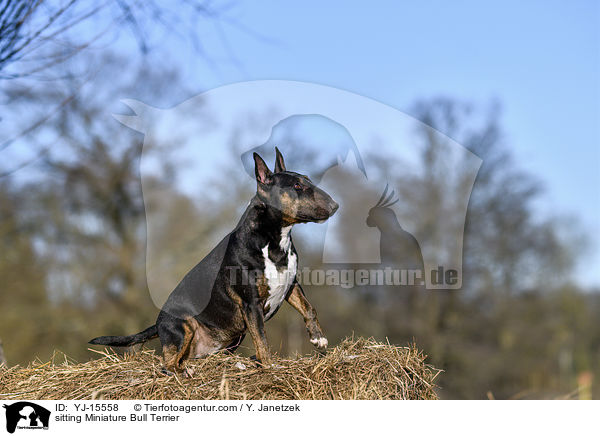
[294,183,303,191]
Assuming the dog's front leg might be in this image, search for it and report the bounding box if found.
[286,281,328,351]
[241,299,272,366]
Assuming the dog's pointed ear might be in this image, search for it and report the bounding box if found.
[254,152,273,185]
[274,147,286,173]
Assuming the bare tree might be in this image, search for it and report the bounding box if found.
[0,0,229,78]
[0,1,251,177]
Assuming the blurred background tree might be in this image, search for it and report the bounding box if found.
[0,0,226,78]
[264,98,596,399]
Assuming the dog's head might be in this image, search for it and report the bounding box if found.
[253,148,339,224]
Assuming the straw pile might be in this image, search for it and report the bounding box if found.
[0,337,440,400]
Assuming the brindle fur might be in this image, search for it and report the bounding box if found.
[90,148,338,374]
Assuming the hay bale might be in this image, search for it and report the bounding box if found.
[0,337,440,400]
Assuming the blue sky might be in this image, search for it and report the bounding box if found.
[88,0,600,285]
[140,0,599,285]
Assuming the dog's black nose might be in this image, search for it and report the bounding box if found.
[330,201,339,215]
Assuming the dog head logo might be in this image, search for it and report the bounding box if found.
[3,402,50,433]
[114,80,481,310]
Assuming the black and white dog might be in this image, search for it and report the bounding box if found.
[90,148,338,374]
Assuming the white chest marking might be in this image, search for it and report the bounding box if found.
[262,226,297,319]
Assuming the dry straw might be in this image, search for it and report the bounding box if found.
[0,337,440,400]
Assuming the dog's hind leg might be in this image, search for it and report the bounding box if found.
[159,319,194,375]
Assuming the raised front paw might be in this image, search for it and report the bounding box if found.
[310,336,328,350]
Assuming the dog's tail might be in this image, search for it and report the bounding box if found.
[89,325,158,347]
